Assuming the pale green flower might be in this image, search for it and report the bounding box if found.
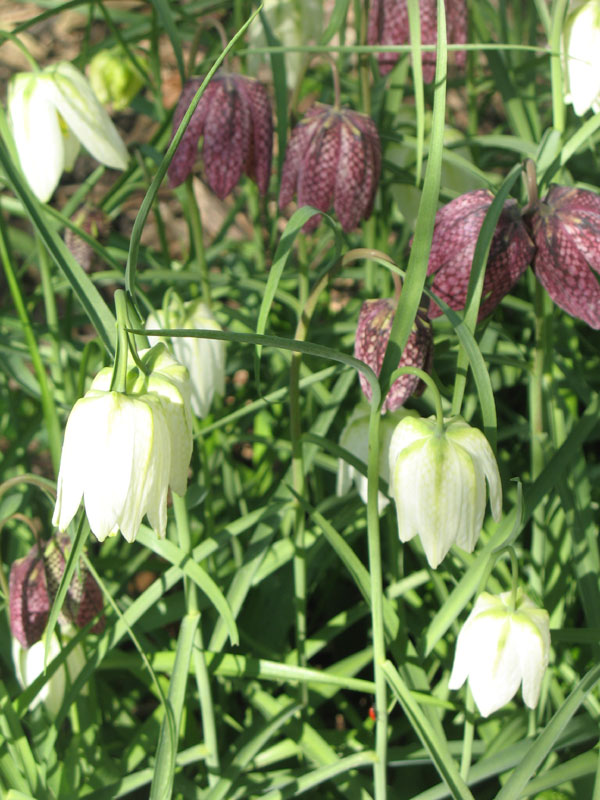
[8,61,128,202]
[388,415,502,568]
[448,589,550,717]
[88,47,147,111]
[562,0,600,115]
[53,344,193,542]
[146,298,226,418]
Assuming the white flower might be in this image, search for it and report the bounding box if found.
[388,415,502,568]
[146,298,226,418]
[52,344,193,542]
[562,0,600,116]
[448,589,550,717]
[337,405,413,513]
[7,61,128,202]
[12,630,87,717]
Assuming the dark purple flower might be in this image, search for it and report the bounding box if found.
[9,545,50,649]
[168,73,273,198]
[354,298,433,412]
[530,185,600,329]
[43,533,105,634]
[368,0,467,81]
[279,104,381,233]
[427,189,535,320]
[9,535,105,648]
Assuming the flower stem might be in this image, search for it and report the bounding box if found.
[112,290,132,393]
[508,547,520,614]
[184,177,211,309]
[366,398,388,799]
[390,366,445,433]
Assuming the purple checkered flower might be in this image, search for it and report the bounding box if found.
[427,189,534,321]
[354,298,433,412]
[168,73,273,198]
[530,185,600,329]
[367,0,467,81]
[279,103,381,233]
[9,545,50,649]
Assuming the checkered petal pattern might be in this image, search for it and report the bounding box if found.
[9,546,50,649]
[427,189,534,320]
[531,185,600,329]
[168,73,273,198]
[367,0,467,81]
[354,298,433,412]
[279,104,381,233]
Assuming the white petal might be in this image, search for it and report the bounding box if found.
[564,3,600,115]
[388,415,435,477]
[467,612,521,717]
[53,394,98,531]
[8,73,64,202]
[146,374,192,497]
[448,422,502,522]
[45,62,128,170]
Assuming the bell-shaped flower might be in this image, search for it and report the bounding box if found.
[7,61,128,202]
[388,415,502,568]
[52,344,193,543]
[12,628,87,717]
[426,189,535,321]
[562,0,600,116]
[448,589,550,717]
[279,103,381,232]
[168,72,273,197]
[354,297,433,412]
[88,46,147,111]
[146,297,226,418]
[367,0,467,80]
[10,535,104,649]
[337,405,413,513]
[529,184,600,329]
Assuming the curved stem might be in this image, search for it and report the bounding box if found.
[389,366,445,432]
[112,290,132,393]
[508,546,520,614]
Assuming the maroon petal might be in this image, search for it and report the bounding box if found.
[368,0,410,75]
[9,546,50,649]
[297,111,342,232]
[279,108,326,208]
[350,112,382,219]
[237,77,274,195]
[446,0,468,69]
[354,298,433,411]
[203,78,251,199]
[334,119,369,231]
[168,78,215,188]
[419,0,438,83]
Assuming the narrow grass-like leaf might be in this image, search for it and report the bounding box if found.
[149,612,199,800]
[382,661,476,800]
[205,702,300,800]
[137,528,239,646]
[260,751,378,800]
[495,663,600,800]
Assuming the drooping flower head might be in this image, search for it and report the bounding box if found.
[426,189,535,320]
[168,73,273,197]
[562,0,600,116]
[529,184,600,329]
[449,589,550,717]
[52,344,193,543]
[9,535,104,649]
[146,295,226,418]
[354,297,433,412]
[337,404,415,513]
[88,46,147,111]
[7,61,129,202]
[388,415,502,568]
[367,0,467,81]
[279,103,381,232]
